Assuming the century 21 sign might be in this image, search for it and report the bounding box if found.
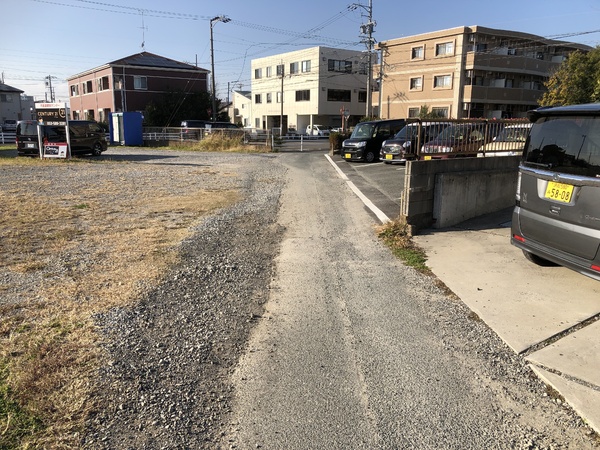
[36,103,67,125]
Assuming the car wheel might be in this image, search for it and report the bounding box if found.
[522,250,559,267]
[92,142,103,156]
[365,151,376,163]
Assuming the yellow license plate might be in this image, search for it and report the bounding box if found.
[345,153,351,159]
[385,154,393,160]
[424,155,432,161]
[545,181,574,203]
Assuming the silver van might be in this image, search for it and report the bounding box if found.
[511,103,600,281]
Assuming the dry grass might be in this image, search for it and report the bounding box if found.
[0,157,240,448]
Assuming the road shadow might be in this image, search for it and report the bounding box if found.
[417,207,513,236]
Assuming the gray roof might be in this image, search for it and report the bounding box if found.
[0,83,24,94]
[108,52,207,72]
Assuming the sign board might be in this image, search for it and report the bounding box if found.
[36,103,68,126]
[43,143,68,158]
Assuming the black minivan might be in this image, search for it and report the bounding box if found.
[511,103,600,281]
[342,119,405,163]
[16,120,40,156]
[44,121,107,156]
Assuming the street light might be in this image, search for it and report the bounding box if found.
[210,15,230,122]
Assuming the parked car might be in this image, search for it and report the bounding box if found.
[16,120,40,156]
[511,103,600,281]
[306,124,331,137]
[2,119,17,132]
[342,119,406,163]
[380,121,451,164]
[43,120,107,156]
[477,123,532,157]
[420,122,494,160]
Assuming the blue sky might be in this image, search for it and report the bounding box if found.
[2,0,600,103]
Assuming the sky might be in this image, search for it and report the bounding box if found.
[2,0,600,104]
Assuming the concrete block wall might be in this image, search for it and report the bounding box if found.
[402,156,521,231]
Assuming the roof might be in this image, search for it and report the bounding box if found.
[528,103,600,121]
[108,52,206,71]
[67,51,208,80]
[0,83,24,94]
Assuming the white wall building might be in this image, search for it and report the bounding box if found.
[251,46,370,133]
[229,90,252,127]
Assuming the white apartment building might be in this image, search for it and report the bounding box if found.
[251,46,370,132]
[229,90,252,127]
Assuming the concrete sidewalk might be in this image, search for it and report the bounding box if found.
[412,208,600,434]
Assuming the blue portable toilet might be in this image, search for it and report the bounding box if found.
[109,112,143,146]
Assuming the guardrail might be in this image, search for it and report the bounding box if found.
[142,127,330,143]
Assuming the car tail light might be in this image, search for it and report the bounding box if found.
[513,234,525,243]
[591,265,600,273]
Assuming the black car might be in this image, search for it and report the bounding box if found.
[342,119,405,163]
[380,122,451,164]
[43,121,107,156]
[16,120,41,156]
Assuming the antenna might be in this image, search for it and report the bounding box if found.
[139,10,148,50]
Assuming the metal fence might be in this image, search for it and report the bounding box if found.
[0,131,16,144]
[402,118,531,160]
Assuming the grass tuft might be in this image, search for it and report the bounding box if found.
[377,217,430,273]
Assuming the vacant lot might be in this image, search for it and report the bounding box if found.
[0,149,285,448]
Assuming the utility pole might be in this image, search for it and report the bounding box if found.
[378,44,386,119]
[280,62,284,135]
[210,15,231,122]
[357,0,375,118]
[45,75,56,102]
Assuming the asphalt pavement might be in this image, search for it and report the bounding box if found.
[327,153,600,435]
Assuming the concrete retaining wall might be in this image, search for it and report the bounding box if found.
[401,156,520,230]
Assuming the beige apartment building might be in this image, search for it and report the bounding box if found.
[375,26,591,119]
[251,46,370,132]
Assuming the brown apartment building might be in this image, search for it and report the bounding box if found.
[375,26,591,119]
[67,52,209,122]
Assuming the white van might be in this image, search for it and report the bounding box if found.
[306,125,331,137]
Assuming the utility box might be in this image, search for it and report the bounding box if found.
[109,112,143,146]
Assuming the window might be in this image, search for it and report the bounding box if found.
[133,76,147,90]
[301,60,311,73]
[327,89,351,102]
[290,62,299,74]
[276,64,284,76]
[276,92,282,103]
[266,67,272,77]
[266,93,272,103]
[70,85,79,96]
[409,77,423,90]
[82,80,93,94]
[254,68,262,79]
[434,74,452,88]
[255,94,262,104]
[295,90,310,101]
[328,59,352,73]
[431,107,449,118]
[0,94,12,102]
[435,42,454,56]
[411,46,424,59]
[408,107,420,118]
[358,91,367,103]
[97,76,109,91]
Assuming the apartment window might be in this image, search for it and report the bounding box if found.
[411,46,424,60]
[276,92,282,103]
[431,107,449,118]
[276,64,284,76]
[266,93,272,103]
[328,59,352,73]
[301,60,311,73]
[133,76,147,90]
[114,75,124,90]
[435,41,454,56]
[409,76,423,90]
[408,107,420,118]
[434,74,452,88]
[0,94,12,102]
[70,85,79,96]
[357,62,368,75]
[266,67,272,77]
[97,76,109,91]
[290,62,299,74]
[327,89,351,102]
[254,68,262,79]
[295,89,310,101]
[358,90,367,103]
[255,93,262,104]
[82,80,93,94]
[84,109,95,120]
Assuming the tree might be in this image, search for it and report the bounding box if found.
[540,47,600,106]
[416,105,442,119]
[143,90,228,127]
